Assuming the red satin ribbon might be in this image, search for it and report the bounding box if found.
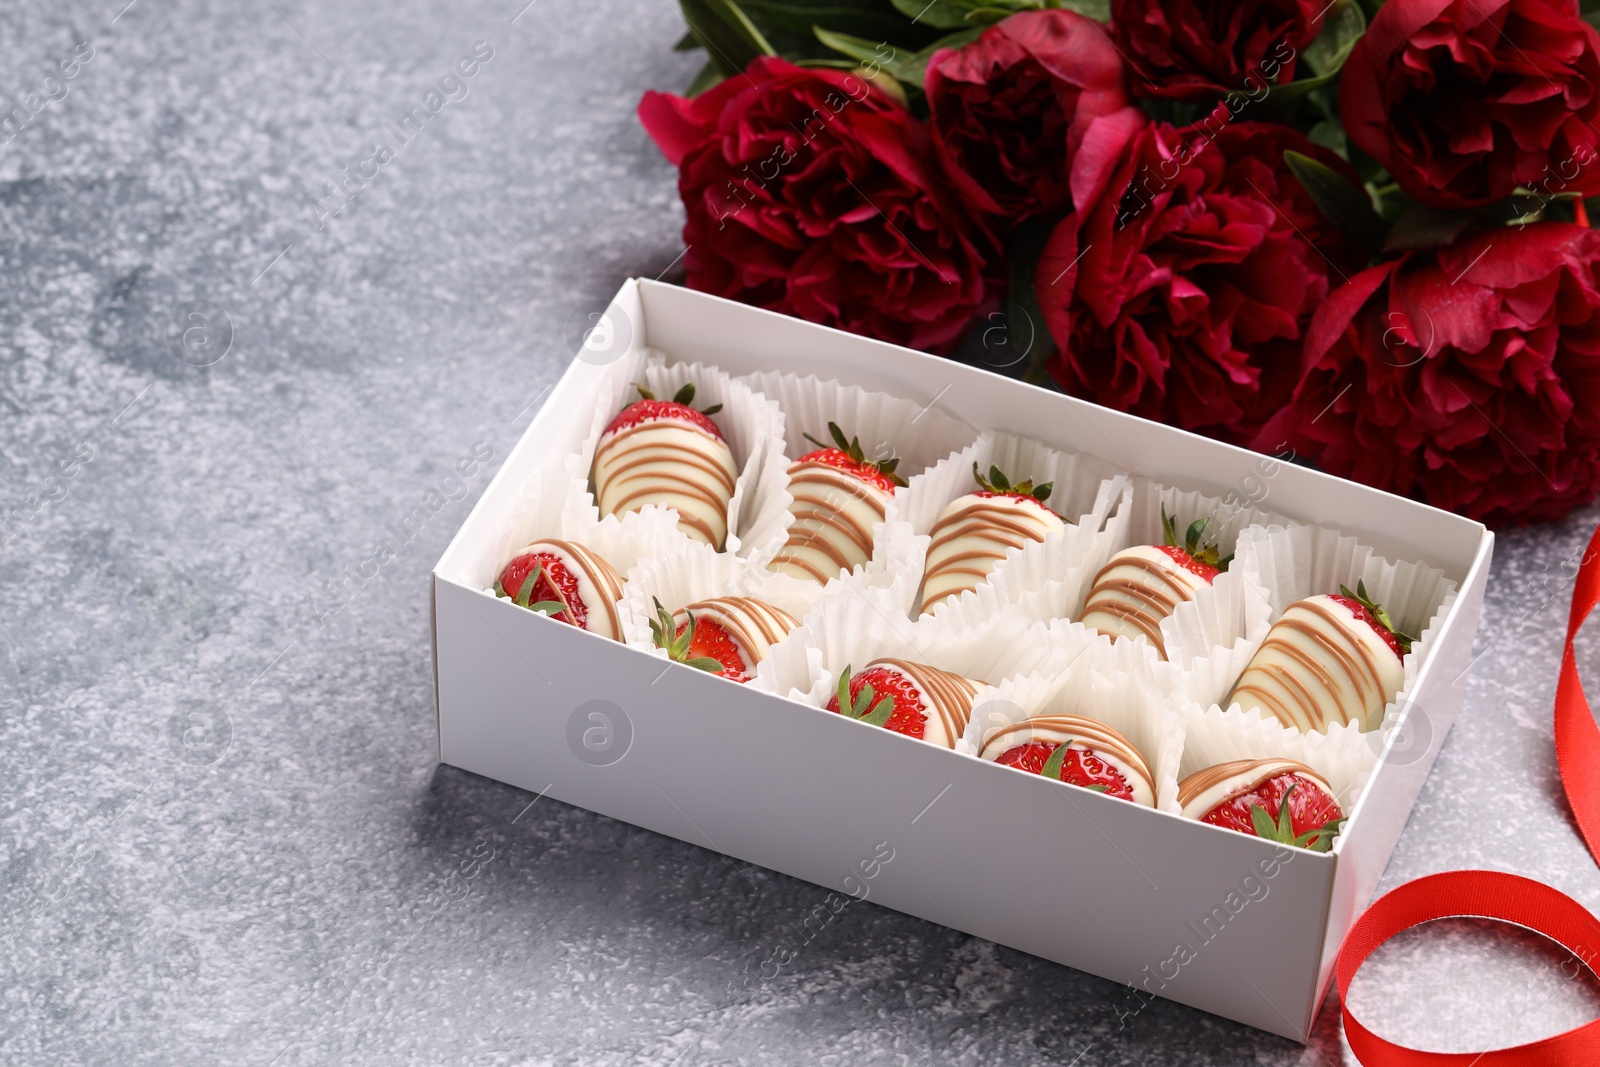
[1336,522,1600,1063]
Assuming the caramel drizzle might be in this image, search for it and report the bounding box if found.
[769,461,889,580]
[680,596,799,665]
[1176,757,1330,812]
[593,421,736,545]
[528,539,624,638]
[868,657,977,749]
[981,714,1154,798]
[919,499,1055,610]
[1080,552,1203,657]
[1228,599,1392,732]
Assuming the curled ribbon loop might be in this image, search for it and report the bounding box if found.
[1336,523,1600,1064]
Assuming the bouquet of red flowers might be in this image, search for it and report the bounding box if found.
[639,0,1600,526]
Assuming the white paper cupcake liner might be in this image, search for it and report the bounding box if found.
[758,592,1106,711]
[908,432,1134,621]
[1178,700,1376,818]
[566,348,791,558]
[477,467,689,593]
[963,639,1187,813]
[737,370,978,574]
[1177,522,1461,837]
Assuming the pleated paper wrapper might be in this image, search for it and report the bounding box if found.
[961,638,1188,814]
[755,591,1107,715]
[566,347,792,558]
[1181,522,1461,826]
[907,431,1134,622]
[736,369,977,572]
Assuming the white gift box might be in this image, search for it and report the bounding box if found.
[430,279,1493,1042]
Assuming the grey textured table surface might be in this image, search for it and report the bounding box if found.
[5,1,1600,1063]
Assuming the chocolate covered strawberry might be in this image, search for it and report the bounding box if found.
[1229,580,1411,733]
[918,464,1065,613]
[495,538,624,640]
[979,714,1155,807]
[649,595,798,684]
[825,658,978,748]
[769,422,907,583]
[1179,758,1346,852]
[1080,507,1232,657]
[592,383,737,549]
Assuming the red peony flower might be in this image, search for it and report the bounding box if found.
[638,57,995,354]
[926,9,1133,221]
[1255,224,1600,526]
[1109,0,1322,101]
[1035,117,1363,445]
[1341,0,1600,210]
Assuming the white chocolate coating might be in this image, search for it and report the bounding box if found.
[1079,545,1211,658]
[767,459,893,583]
[1178,758,1336,822]
[918,493,1064,613]
[979,714,1156,808]
[592,416,737,549]
[671,596,798,675]
[504,538,624,641]
[860,658,979,749]
[1229,594,1405,733]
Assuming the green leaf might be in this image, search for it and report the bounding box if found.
[1306,118,1348,160]
[1033,482,1052,503]
[1283,149,1388,254]
[1040,741,1070,781]
[1383,204,1479,253]
[889,0,976,30]
[673,29,701,50]
[859,693,896,727]
[685,59,726,96]
[852,681,876,717]
[701,403,723,416]
[835,667,854,714]
[1276,785,1297,841]
[1300,1,1365,77]
[515,569,540,608]
[1254,1,1365,116]
[1085,784,1110,793]
[1249,804,1279,841]
[812,25,976,89]
[680,0,777,77]
[526,600,569,616]
[686,656,727,673]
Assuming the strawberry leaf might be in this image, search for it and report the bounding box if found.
[633,382,657,401]
[1185,519,1207,555]
[515,569,541,608]
[1339,581,1414,653]
[1161,505,1179,547]
[1276,784,1298,841]
[1033,482,1053,503]
[858,693,895,728]
[829,421,852,454]
[673,382,696,406]
[685,656,726,674]
[700,403,722,416]
[1085,784,1109,793]
[852,682,876,718]
[835,667,854,715]
[493,578,507,598]
[1249,803,1280,841]
[527,600,569,616]
[1040,741,1071,781]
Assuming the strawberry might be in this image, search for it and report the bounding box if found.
[1332,580,1413,657]
[1156,505,1231,582]
[798,422,908,496]
[1202,773,1345,853]
[604,382,724,440]
[495,555,580,625]
[648,597,741,680]
[969,462,1061,519]
[994,741,1127,799]
[825,665,920,737]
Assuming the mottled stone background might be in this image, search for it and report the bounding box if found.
[3,1,1600,1063]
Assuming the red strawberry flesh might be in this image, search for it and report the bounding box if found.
[994,741,1135,801]
[1200,771,1343,839]
[605,400,724,441]
[796,448,899,496]
[1154,544,1220,583]
[969,489,1063,521]
[674,615,749,683]
[1329,594,1405,658]
[498,552,586,628]
[825,665,926,738]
